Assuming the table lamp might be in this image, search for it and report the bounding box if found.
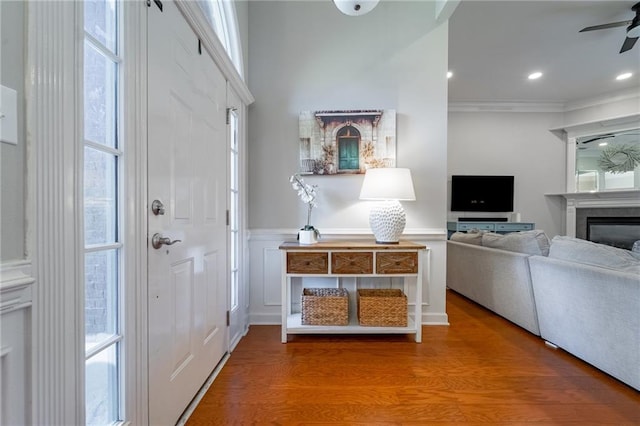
[359,168,416,244]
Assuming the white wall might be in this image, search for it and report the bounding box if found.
[448,111,566,237]
[1,0,26,261]
[247,1,450,325]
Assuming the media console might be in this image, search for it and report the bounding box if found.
[447,221,535,238]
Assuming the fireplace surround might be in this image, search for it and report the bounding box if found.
[551,190,640,248]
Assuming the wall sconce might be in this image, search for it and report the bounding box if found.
[333,0,380,16]
[359,168,416,244]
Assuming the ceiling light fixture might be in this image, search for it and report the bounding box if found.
[528,71,543,80]
[616,72,633,80]
[333,0,380,16]
[599,142,608,147]
[447,71,453,79]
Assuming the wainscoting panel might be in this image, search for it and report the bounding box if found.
[0,261,34,426]
[263,247,282,307]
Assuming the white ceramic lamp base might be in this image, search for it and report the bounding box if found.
[369,200,406,244]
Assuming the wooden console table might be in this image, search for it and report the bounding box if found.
[279,240,426,343]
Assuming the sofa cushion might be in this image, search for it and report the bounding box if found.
[482,230,551,256]
[549,236,640,275]
[450,231,483,245]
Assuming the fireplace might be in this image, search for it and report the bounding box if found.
[586,216,640,250]
[555,190,640,247]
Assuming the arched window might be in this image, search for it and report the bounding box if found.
[198,0,244,79]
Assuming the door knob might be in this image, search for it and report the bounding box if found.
[151,233,182,249]
[151,199,165,215]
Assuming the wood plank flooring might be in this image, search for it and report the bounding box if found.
[186,290,640,425]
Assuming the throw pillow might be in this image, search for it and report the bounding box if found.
[482,230,551,256]
[450,231,483,245]
[549,236,640,275]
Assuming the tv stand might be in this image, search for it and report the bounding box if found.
[447,221,534,238]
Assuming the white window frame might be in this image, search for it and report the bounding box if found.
[198,0,245,79]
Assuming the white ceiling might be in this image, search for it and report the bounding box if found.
[448,0,640,104]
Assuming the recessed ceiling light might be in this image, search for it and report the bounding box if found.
[447,71,453,79]
[528,71,543,80]
[599,142,608,147]
[616,72,633,81]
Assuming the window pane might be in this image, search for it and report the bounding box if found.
[85,147,117,245]
[85,42,117,148]
[230,155,237,190]
[85,249,118,352]
[86,344,119,426]
[85,0,117,53]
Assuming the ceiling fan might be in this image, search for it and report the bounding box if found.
[579,1,640,53]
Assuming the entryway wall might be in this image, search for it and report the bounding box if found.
[245,1,454,327]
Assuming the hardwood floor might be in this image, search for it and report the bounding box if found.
[186,290,640,425]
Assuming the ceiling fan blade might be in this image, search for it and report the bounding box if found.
[580,20,631,32]
[620,36,639,52]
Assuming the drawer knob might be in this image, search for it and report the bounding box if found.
[350,261,356,266]
[395,261,401,266]
[305,261,310,265]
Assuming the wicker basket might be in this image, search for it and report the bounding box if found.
[357,289,407,327]
[301,288,349,325]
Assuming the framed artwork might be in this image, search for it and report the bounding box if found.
[298,109,396,175]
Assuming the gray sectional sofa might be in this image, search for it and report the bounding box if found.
[446,235,543,335]
[447,231,640,391]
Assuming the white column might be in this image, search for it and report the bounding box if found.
[121,1,150,423]
[27,1,82,424]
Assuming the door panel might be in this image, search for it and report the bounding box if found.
[148,1,228,423]
[171,258,194,376]
[339,137,359,170]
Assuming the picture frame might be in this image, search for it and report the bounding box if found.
[298,109,396,175]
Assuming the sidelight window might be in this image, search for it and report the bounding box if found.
[83,0,123,424]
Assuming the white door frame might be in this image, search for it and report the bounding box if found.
[122,2,149,424]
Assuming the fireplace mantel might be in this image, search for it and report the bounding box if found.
[548,190,640,208]
[546,190,640,237]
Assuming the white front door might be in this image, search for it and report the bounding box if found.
[147,1,228,423]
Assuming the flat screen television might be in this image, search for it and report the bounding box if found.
[451,175,514,212]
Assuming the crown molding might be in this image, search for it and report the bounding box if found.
[448,101,565,113]
[450,86,640,114]
[564,87,640,112]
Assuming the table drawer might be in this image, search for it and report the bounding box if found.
[287,252,329,274]
[376,252,418,274]
[332,252,373,274]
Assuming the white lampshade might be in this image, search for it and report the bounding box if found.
[359,168,416,201]
[360,168,416,244]
[333,0,380,16]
